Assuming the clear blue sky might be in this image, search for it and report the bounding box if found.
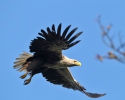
[0,0,125,100]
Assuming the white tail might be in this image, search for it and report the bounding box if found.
[13,52,32,72]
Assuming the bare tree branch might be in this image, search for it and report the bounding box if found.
[96,16,125,64]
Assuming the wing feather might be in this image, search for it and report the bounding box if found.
[62,25,71,39]
[65,28,78,41]
[40,30,52,41]
[57,23,61,39]
[40,67,105,98]
[30,24,82,59]
[68,32,82,43]
[67,40,81,49]
[52,24,56,32]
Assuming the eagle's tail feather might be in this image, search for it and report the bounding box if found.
[13,52,32,72]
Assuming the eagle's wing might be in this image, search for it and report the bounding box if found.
[30,24,82,59]
[40,67,106,98]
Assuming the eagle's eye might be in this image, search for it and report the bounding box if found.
[74,60,77,62]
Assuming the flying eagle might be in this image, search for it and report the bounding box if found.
[14,24,106,98]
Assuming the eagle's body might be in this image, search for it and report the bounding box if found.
[14,24,105,98]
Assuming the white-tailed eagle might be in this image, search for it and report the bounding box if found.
[14,24,106,98]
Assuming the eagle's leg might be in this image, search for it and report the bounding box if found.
[20,71,28,79]
[24,74,33,85]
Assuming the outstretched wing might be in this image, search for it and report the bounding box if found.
[39,67,106,98]
[30,23,82,59]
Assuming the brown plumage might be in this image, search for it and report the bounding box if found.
[14,24,106,98]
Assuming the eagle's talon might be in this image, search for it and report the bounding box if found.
[24,78,31,85]
[20,73,27,79]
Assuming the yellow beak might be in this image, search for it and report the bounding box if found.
[75,61,81,66]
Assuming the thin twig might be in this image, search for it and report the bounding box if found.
[96,16,125,64]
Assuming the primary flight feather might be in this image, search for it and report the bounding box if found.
[14,23,106,98]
